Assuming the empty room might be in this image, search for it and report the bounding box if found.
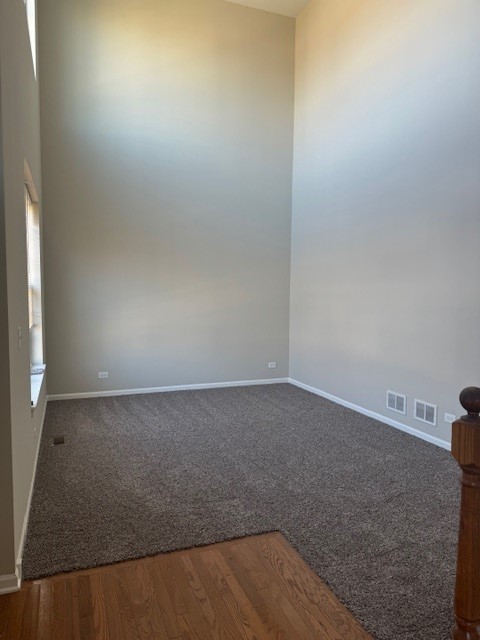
[1,0,479,638]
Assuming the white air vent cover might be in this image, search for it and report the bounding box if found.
[414,399,437,426]
[386,390,407,415]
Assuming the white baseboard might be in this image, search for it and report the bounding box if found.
[288,378,451,451]
[0,570,20,595]
[47,378,290,401]
[15,392,48,581]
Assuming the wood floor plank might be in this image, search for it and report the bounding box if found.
[50,580,67,640]
[220,542,268,608]
[163,555,214,640]
[65,578,81,640]
[176,611,213,640]
[160,556,188,618]
[189,551,242,640]
[124,566,154,640]
[0,593,14,639]
[180,555,223,640]
[132,563,170,640]
[0,533,372,640]
[146,559,182,639]
[98,571,125,640]
[4,586,27,640]
[137,563,169,640]
[232,540,316,639]
[78,575,96,640]
[37,582,53,640]
[255,580,316,640]
[201,549,270,639]
[112,567,141,640]
[89,572,109,640]
[20,584,40,640]
[0,593,10,640]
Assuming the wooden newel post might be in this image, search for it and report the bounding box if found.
[452,387,480,640]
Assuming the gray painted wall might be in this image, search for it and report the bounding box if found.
[290,0,480,442]
[0,0,46,575]
[0,76,16,578]
[39,0,295,395]
[38,0,480,445]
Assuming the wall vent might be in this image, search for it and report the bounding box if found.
[414,399,437,426]
[386,390,407,415]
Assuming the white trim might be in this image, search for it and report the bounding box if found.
[16,392,47,581]
[0,571,20,595]
[30,370,45,409]
[47,378,290,401]
[24,159,39,202]
[289,378,451,451]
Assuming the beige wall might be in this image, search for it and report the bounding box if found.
[0,0,46,576]
[39,0,295,395]
[0,83,16,578]
[291,0,480,442]
[35,0,480,450]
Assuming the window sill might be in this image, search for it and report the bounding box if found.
[31,365,46,410]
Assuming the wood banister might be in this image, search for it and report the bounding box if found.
[452,387,480,640]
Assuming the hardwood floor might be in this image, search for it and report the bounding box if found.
[0,532,372,639]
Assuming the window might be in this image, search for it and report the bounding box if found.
[24,0,37,77]
[25,176,44,407]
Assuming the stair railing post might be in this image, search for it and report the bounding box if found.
[452,387,480,640]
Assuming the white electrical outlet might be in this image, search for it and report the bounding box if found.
[98,372,109,379]
[444,413,456,424]
[268,362,277,369]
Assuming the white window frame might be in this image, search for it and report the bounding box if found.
[24,161,45,409]
[24,0,37,78]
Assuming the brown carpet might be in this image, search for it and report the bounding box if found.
[23,383,459,640]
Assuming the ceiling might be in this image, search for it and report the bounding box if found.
[224,0,310,18]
